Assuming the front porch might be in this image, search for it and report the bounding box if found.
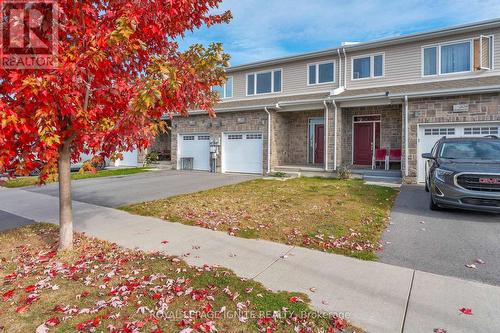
[271,109,327,169]
[269,102,404,180]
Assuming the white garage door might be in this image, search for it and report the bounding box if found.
[222,132,263,174]
[178,134,210,171]
[417,123,499,182]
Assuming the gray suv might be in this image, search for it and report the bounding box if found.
[422,136,500,213]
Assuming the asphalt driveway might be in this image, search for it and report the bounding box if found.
[24,170,258,208]
[379,185,500,286]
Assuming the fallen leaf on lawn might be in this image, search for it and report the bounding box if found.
[459,307,473,315]
[289,296,303,303]
[24,285,36,293]
[2,289,15,301]
[15,305,29,313]
[46,317,60,326]
[465,264,477,269]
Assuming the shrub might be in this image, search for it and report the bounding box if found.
[337,165,352,180]
[143,151,159,166]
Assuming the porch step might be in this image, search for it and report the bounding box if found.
[151,161,174,170]
[274,165,325,173]
[351,169,402,178]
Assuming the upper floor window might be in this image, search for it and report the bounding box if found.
[212,76,233,99]
[422,39,483,76]
[247,69,282,96]
[308,61,335,85]
[352,54,384,79]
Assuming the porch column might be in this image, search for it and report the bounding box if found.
[333,100,339,171]
[324,101,329,171]
[403,96,409,177]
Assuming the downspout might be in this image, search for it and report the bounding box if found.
[404,96,409,177]
[342,48,348,89]
[332,99,338,171]
[323,101,329,171]
[337,49,343,87]
[264,107,272,174]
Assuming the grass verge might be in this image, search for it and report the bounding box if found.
[2,167,151,188]
[0,224,361,332]
[122,178,398,260]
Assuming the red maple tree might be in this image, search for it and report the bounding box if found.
[0,0,231,250]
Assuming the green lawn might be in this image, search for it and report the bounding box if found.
[2,167,151,188]
[122,178,398,260]
[0,224,361,333]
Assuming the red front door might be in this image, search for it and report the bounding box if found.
[354,122,373,165]
[314,124,325,164]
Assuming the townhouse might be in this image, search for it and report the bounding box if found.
[169,18,500,183]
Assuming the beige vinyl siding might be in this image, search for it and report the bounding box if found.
[228,55,340,100]
[346,27,500,89]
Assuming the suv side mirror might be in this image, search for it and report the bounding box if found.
[421,153,435,160]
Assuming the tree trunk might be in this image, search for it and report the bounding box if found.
[58,140,73,251]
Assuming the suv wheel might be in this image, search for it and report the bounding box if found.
[429,194,440,211]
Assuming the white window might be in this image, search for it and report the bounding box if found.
[308,61,335,85]
[352,54,384,79]
[246,134,262,140]
[228,134,243,140]
[247,69,282,95]
[424,128,455,136]
[423,40,478,76]
[183,135,195,141]
[198,135,210,140]
[212,76,233,99]
[464,127,498,135]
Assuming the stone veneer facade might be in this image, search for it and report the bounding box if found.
[340,104,403,167]
[404,93,500,180]
[171,110,269,173]
[170,93,500,181]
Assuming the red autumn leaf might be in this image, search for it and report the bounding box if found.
[202,303,212,313]
[15,305,29,314]
[46,317,60,327]
[2,289,15,301]
[332,316,346,330]
[152,293,162,300]
[24,285,36,293]
[289,296,302,303]
[459,307,473,315]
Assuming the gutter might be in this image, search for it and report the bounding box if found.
[390,84,500,99]
[342,48,347,90]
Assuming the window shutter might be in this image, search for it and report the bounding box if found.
[480,36,491,70]
[474,36,492,70]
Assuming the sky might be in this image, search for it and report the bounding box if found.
[178,0,500,66]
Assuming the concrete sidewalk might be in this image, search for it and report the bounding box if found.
[1,187,499,333]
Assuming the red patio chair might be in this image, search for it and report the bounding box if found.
[373,148,387,170]
[389,149,402,169]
